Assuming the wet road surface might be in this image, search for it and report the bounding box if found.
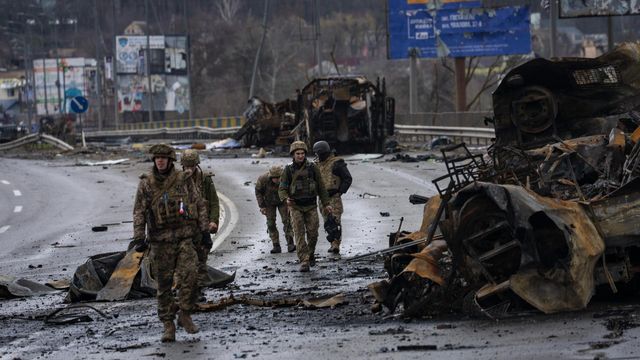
[0,154,639,359]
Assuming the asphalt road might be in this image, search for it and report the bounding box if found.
[0,152,639,359]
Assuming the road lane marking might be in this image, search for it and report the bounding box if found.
[1,180,9,185]
[211,192,237,252]
[14,206,23,213]
[13,190,22,196]
[0,225,9,233]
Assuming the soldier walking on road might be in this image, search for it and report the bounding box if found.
[132,144,216,342]
[279,141,332,272]
[180,149,220,300]
[313,141,352,254]
[255,165,295,253]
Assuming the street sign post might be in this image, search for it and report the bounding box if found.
[70,96,89,147]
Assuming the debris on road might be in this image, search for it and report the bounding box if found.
[0,275,59,298]
[370,43,640,318]
[77,158,129,166]
[196,293,346,312]
[66,248,235,303]
[44,304,111,325]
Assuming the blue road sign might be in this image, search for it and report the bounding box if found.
[70,96,89,114]
[388,0,531,59]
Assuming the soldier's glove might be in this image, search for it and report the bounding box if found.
[130,238,148,252]
[324,214,342,243]
[201,232,213,248]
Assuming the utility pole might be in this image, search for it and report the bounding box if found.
[249,0,270,99]
[183,0,193,120]
[409,48,418,114]
[112,0,119,129]
[313,0,322,77]
[454,57,466,112]
[93,0,104,130]
[144,0,154,123]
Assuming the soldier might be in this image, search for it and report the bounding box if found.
[180,149,220,299]
[313,140,352,254]
[255,165,295,254]
[278,141,332,272]
[132,144,216,342]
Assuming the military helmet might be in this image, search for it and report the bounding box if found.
[180,149,200,166]
[149,144,176,161]
[289,140,308,155]
[268,165,284,178]
[313,140,330,155]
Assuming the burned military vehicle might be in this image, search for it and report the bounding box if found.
[368,43,640,318]
[234,76,395,153]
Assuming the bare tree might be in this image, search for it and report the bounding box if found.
[217,0,241,24]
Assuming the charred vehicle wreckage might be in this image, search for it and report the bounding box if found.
[233,76,395,153]
[368,43,640,318]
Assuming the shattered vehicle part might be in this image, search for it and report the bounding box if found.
[371,43,640,318]
[67,250,235,303]
[44,305,111,325]
[0,275,59,299]
[196,293,346,312]
[234,76,395,153]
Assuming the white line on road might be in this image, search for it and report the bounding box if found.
[14,206,23,213]
[211,192,238,252]
[0,225,9,233]
[13,190,22,197]
[1,180,9,185]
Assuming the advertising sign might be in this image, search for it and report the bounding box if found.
[33,57,95,115]
[115,35,190,113]
[388,0,531,58]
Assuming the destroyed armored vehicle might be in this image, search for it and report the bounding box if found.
[234,76,395,153]
[369,43,640,318]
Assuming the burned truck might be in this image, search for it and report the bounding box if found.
[233,76,395,153]
[368,43,640,318]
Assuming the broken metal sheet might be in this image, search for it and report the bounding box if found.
[302,293,346,308]
[0,275,59,299]
[45,305,110,325]
[400,240,448,286]
[46,278,71,291]
[590,178,640,247]
[96,249,144,301]
[449,182,605,313]
[67,250,235,303]
[197,293,346,312]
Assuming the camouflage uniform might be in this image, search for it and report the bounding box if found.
[133,145,208,325]
[279,142,330,269]
[181,150,220,288]
[255,166,294,252]
[316,153,352,253]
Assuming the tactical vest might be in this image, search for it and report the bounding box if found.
[287,161,318,200]
[317,155,342,192]
[148,170,198,230]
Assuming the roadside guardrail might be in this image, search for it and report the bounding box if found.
[81,123,496,145]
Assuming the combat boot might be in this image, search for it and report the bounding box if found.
[299,261,310,272]
[286,237,296,253]
[328,241,340,254]
[270,244,282,254]
[161,321,176,342]
[177,311,200,334]
[309,255,316,267]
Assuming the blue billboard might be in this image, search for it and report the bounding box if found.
[388,0,531,59]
